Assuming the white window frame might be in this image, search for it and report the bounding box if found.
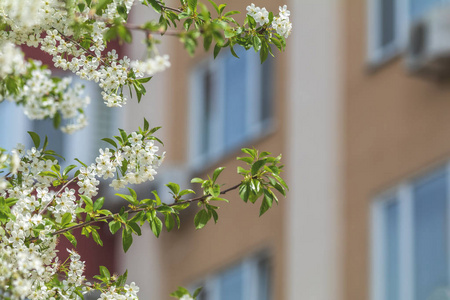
[189,252,271,300]
[367,0,410,65]
[188,50,274,171]
[370,164,450,300]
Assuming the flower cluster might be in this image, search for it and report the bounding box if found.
[0,135,153,299]
[0,42,27,78]
[0,42,90,133]
[0,0,171,112]
[99,282,139,300]
[246,4,292,38]
[131,55,171,77]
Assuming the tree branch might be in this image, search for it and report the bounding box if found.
[48,181,242,237]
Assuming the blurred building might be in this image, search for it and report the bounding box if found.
[4,0,450,299]
[122,0,450,299]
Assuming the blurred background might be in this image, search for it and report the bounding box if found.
[5,0,450,299]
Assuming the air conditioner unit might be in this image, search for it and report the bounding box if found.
[406,5,450,78]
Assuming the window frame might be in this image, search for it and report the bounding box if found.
[188,50,274,171]
[189,252,272,300]
[370,164,450,300]
[367,0,410,66]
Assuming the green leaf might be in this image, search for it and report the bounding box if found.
[251,159,267,175]
[165,213,175,231]
[252,35,262,52]
[170,287,191,298]
[116,193,139,206]
[128,221,142,236]
[144,118,150,131]
[152,190,162,206]
[179,189,195,197]
[63,164,77,177]
[99,266,111,280]
[224,10,240,17]
[241,148,256,158]
[260,190,273,216]
[92,229,103,246]
[150,217,163,237]
[214,43,222,58]
[194,209,210,229]
[147,0,162,13]
[272,173,289,190]
[27,132,40,148]
[218,4,226,14]
[81,195,94,208]
[207,0,219,14]
[191,177,204,184]
[166,182,180,196]
[63,232,77,247]
[237,156,253,164]
[102,138,118,149]
[117,270,128,287]
[122,226,133,252]
[188,0,197,12]
[109,220,121,234]
[212,167,225,183]
[61,213,72,226]
[42,135,49,151]
[239,184,249,203]
[204,33,213,51]
[53,111,62,129]
[93,197,105,211]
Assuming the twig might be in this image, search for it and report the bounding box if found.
[49,181,242,237]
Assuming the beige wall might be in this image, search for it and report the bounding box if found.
[344,1,450,299]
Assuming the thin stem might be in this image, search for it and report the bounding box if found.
[49,181,243,237]
[39,177,77,215]
[156,1,183,13]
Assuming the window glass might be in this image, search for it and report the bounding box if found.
[224,47,248,151]
[413,171,449,300]
[384,200,400,300]
[218,263,244,300]
[380,0,396,47]
[410,0,444,20]
[256,256,271,300]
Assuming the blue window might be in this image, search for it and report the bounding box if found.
[189,47,274,169]
[372,166,450,300]
[191,254,271,300]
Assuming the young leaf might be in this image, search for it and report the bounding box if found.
[99,266,111,281]
[188,0,197,12]
[27,131,40,148]
[150,217,163,237]
[212,167,225,183]
[194,209,210,229]
[63,232,77,247]
[93,197,105,211]
[122,226,133,252]
[109,220,122,234]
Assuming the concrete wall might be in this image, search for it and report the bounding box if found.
[286,0,344,300]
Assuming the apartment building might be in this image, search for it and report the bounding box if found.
[122,0,450,299]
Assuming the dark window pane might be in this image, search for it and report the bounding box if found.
[413,171,448,300]
[257,257,272,300]
[380,0,395,47]
[224,47,248,151]
[260,55,274,123]
[384,200,400,300]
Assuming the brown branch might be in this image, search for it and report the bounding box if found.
[49,181,242,237]
[39,176,78,215]
[156,1,183,13]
